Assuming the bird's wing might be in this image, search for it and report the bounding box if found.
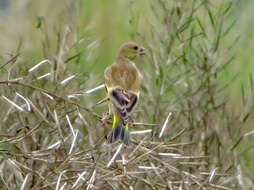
[126,91,139,113]
[107,88,139,125]
[104,62,141,123]
[104,65,114,89]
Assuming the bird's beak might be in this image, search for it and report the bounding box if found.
[139,47,146,56]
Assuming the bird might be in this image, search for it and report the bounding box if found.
[104,42,145,145]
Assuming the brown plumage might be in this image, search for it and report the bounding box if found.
[104,42,145,145]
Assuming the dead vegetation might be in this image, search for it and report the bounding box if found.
[0,0,253,189]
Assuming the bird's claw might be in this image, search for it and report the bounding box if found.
[128,118,135,127]
[100,112,110,126]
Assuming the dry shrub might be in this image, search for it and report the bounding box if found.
[0,0,253,189]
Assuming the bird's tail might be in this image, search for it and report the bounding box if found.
[107,116,129,145]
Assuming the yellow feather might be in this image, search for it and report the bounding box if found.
[125,123,129,131]
[113,115,117,129]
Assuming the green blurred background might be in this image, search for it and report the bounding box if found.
[0,0,253,177]
[0,0,254,93]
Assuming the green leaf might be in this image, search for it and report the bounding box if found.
[207,8,215,29]
[223,18,237,37]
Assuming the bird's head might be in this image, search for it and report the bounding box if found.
[117,42,145,61]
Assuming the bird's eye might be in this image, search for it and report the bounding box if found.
[133,46,138,50]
